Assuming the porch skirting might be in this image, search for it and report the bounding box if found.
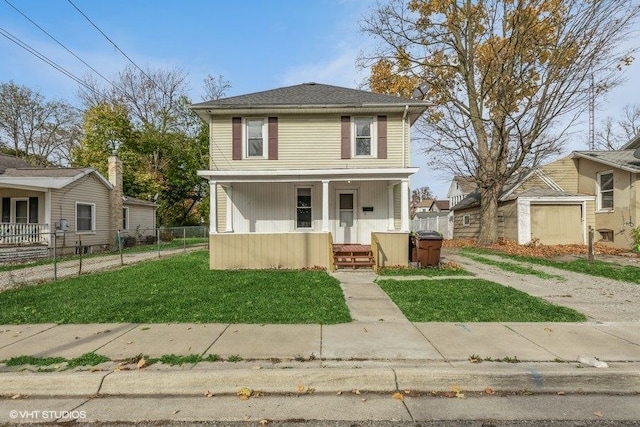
[208,231,410,270]
[209,232,333,270]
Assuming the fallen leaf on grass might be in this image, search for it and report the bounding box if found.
[392,392,404,400]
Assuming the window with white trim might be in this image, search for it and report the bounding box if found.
[296,187,312,229]
[463,214,471,227]
[246,118,266,158]
[597,171,614,211]
[76,203,95,232]
[353,117,376,157]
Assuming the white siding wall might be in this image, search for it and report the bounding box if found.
[125,204,156,234]
[225,181,392,244]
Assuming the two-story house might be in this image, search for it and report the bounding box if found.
[193,83,429,269]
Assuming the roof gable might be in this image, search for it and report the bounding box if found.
[0,167,113,190]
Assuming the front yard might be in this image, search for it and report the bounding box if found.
[0,249,598,324]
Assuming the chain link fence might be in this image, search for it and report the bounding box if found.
[0,226,209,291]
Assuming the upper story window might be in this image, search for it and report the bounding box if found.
[597,171,614,211]
[246,118,266,158]
[353,117,376,157]
[76,202,95,233]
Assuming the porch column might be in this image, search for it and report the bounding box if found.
[225,185,233,232]
[322,180,330,232]
[209,181,218,234]
[387,183,395,230]
[401,179,410,232]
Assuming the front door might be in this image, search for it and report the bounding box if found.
[335,190,357,244]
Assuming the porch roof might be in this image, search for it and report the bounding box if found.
[197,167,419,184]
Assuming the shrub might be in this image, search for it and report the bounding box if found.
[159,230,174,242]
[145,235,157,245]
[123,235,137,248]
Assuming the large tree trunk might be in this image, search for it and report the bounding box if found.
[478,184,501,245]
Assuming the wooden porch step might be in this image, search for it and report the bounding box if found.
[332,244,374,269]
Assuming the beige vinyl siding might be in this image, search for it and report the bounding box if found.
[501,201,518,241]
[209,232,331,269]
[393,184,401,230]
[453,207,481,239]
[515,174,548,193]
[124,204,155,234]
[541,156,579,191]
[372,232,409,268]
[50,174,111,248]
[210,114,406,170]
[578,158,636,248]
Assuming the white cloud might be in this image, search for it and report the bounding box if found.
[279,49,368,89]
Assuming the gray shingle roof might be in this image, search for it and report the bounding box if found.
[0,155,32,172]
[573,150,640,172]
[192,82,429,108]
[0,167,92,177]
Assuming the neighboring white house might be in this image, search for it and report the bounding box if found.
[447,176,477,208]
[192,82,429,269]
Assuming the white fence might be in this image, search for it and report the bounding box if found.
[411,212,453,239]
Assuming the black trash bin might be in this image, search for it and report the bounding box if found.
[415,230,443,267]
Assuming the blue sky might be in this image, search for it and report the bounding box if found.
[1,0,639,199]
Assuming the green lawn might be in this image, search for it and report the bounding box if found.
[378,278,586,322]
[0,251,351,324]
[461,247,640,284]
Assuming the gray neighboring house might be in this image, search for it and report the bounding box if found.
[0,153,156,261]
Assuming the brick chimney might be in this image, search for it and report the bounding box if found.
[108,151,123,246]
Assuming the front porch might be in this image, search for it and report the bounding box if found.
[0,223,50,246]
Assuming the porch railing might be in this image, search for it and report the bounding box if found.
[0,223,50,245]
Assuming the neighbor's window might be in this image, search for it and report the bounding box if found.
[463,214,471,227]
[597,171,614,210]
[354,117,374,156]
[122,207,129,230]
[296,187,312,229]
[76,203,95,232]
[246,118,266,157]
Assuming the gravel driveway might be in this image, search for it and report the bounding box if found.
[442,249,640,322]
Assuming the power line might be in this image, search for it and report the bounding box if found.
[3,0,119,93]
[66,0,169,97]
[0,27,101,97]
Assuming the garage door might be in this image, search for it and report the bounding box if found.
[530,204,583,245]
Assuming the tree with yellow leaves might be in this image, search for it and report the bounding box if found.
[362,0,640,244]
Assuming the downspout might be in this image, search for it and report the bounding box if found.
[402,105,409,168]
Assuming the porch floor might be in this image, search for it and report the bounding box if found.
[333,244,374,269]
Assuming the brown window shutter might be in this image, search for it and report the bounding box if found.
[341,116,351,159]
[268,117,278,160]
[377,115,387,159]
[232,117,242,160]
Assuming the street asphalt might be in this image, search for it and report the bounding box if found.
[0,262,639,423]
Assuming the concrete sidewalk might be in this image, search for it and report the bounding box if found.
[1,268,640,423]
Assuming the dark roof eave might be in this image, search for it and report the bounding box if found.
[190,103,430,111]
